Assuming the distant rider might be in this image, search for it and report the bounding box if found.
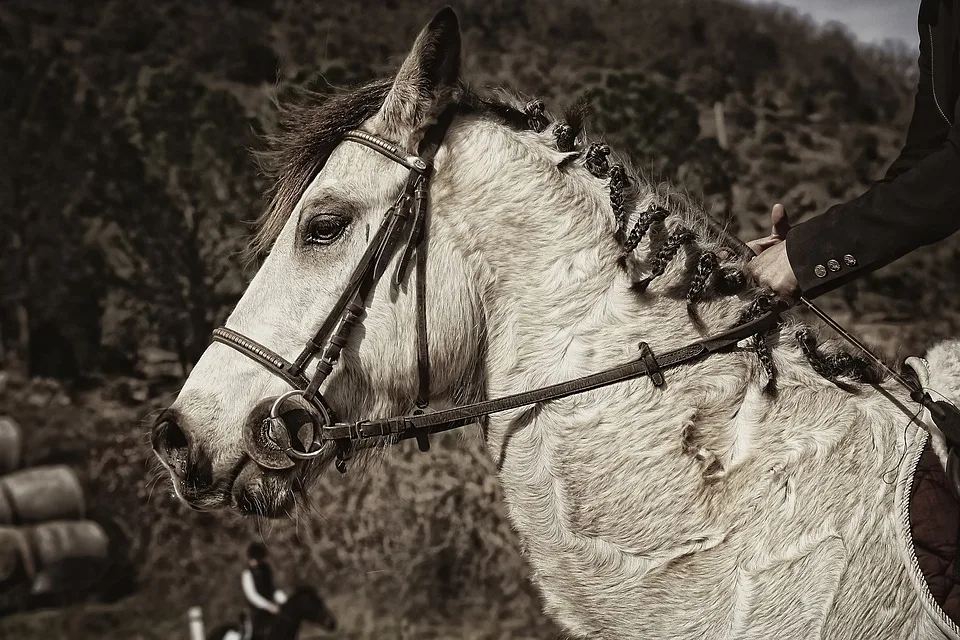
[240,542,287,640]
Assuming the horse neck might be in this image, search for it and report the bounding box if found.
[272,601,301,640]
[473,180,750,453]
[467,173,905,568]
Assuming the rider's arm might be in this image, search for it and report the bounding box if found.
[785,10,960,299]
[241,570,278,612]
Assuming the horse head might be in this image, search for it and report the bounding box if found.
[151,8,492,514]
[150,3,632,516]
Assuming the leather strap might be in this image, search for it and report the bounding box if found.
[213,328,311,390]
[319,309,781,444]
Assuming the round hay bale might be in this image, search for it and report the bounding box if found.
[0,465,85,525]
[0,489,12,526]
[0,417,21,474]
[28,520,109,595]
[0,527,31,586]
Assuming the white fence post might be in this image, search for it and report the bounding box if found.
[188,606,205,640]
[714,101,728,149]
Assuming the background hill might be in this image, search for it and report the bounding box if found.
[0,0,953,638]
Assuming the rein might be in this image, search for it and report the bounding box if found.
[210,113,783,473]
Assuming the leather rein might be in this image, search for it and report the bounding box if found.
[211,109,782,473]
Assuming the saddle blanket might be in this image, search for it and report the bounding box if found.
[902,341,960,638]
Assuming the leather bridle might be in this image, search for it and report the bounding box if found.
[211,107,784,473]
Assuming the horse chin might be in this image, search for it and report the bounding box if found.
[229,457,300,518]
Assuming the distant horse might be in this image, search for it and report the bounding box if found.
[153,7,960,639]
[205,586,337,640]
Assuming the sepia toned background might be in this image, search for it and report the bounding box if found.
[1,0,956,638]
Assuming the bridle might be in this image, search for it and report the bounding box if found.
[209,105,787,473]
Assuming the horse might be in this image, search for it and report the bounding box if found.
[151,7,960,639]
[205,585,337,640]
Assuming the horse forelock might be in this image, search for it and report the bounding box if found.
[248,79,394,263]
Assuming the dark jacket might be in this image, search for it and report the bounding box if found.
[249,562,276,600]
[787,0,960,298]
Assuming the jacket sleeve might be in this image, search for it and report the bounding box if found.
[786,7,960,299]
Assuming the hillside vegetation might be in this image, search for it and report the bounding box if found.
[0,0,953,638]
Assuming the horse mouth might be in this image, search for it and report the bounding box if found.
[228,451,335,518]
[227,457,293,518]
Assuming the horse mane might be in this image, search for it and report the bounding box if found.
[250,77,890,389]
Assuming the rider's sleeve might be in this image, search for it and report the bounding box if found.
[241,570,277,611]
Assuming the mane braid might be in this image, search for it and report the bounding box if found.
[621,206,669,256]
[562,94,590,142]
[554,122,576,152]
[608,164,628,236]
[753,334,778,394]
[584,142,611,176]
[733,294,780,393]
[634,227,695,290]
[794,328,882,389]
[686,251,719,307]
[523,100,548,133]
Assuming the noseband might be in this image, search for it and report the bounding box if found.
[211,107,786,473]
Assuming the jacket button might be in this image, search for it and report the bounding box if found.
[843,254,857,267]
[814,264,827,278]
[827,259,841,272]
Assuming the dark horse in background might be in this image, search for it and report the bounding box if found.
[205,585,337,640]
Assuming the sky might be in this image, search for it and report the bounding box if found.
[742,0,921,46]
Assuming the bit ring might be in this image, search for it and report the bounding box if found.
[267,389,333,460]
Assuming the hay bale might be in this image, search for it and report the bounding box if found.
[0,466,85,525]
[0,527,30,586]
[29,520,109,595]
[0,417,21,474]
[0,521,109,612]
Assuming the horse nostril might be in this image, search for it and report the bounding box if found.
[152,417,191,478]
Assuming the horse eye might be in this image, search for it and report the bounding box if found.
[304,215,348,246]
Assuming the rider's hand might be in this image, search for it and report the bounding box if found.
[746,203,790,254]
[269,603,282,615]
[744,203,799,305]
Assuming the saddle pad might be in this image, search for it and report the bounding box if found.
[911,438,960,625]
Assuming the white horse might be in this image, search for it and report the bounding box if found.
[152,8,960,639]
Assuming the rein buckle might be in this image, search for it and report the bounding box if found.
[638,342,665,387]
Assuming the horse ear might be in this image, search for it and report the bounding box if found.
[378,7,461,131]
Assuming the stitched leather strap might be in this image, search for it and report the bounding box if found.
[318,309,781,443]
[212,328,310,390]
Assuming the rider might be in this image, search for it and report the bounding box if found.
[240,542,287,640]
[746,0,960,303]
